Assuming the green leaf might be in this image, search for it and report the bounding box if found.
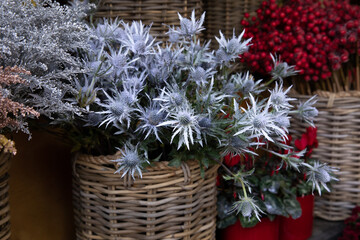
[238,213,260,228]
[217,215,237,229]
[201,157,210,168]
[168,157,182,167]
[263,193,287,216]
[284,197,302,219]
[199,162,205,178]
[151,153,162,162]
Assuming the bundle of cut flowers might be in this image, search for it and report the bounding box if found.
[0,63,39,136]
[240,0,360,94]
[0,0,94,123]
[338,206,360,240]
[217,126,337,228]
[0,61,39,154]
[58,6,332,220]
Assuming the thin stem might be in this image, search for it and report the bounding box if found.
[214,157,248,198]
[262,77,276,88]
[240,178,248,198]
[339,67,349,92]
[332,70,342,92]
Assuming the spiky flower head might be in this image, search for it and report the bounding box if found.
[154,84,188,111]
[136,101,167,142]
[222,136,260,157]
[168,10,205,38]
[302,161,338,195]
[196,78,228,115]
[113,143,149,179]
[234,95,287,142]
[269,82,295,111]
[230,72,263,96]
[270,54,298,81]
[105,46,137,78]
[91,18,123,47]
[296,95,318,126]
[122,71,147,93]
[273,113,291,129]
[215,30,252,65]
[157,106,200,150]
[98,91,136,129]
[121,21,156,56]
[189,66,214,86]
[229,196,264,221]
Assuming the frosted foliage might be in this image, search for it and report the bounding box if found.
[0,0,94,119]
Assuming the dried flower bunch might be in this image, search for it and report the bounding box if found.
[338,206,360,240]
[69,9,324,220]
[0,134,16,156]
[0,65,39,135]
[0,0,94,120]
[240,0,360,93]
[217,126,337,228]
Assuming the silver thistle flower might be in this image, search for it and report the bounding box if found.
[154,84,188,111]
[92,18,123,46]
[136,101,167,142]
[98,91,135,128]
[234,95,287,142]
[197,78,228,115]
[270,54,298,81]
[302,161,338,195]
[157,106,200,150]
[222,136,260,157]
[269,82,295,111]
[189,66,214,86]
[105,46,137,77]
[121,21,155,56]
[273,113,291,129]
[229,196,264,221]
[113,143,149,179]
[215,30,251,64]
[169,10,205,38]
[230,72,263,96]
[295,95,318,126]
[197,115,223,146]
[122,71,147,93]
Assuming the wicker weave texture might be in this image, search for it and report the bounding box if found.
[0,152,11,240]
[73,153,218,240]
[290,91,360,221]
[204,0,262,45]
[94,0,203,42]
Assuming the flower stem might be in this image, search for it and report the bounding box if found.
[214,158,248,198]
[262,77,276,88]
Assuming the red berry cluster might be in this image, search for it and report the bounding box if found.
[338,206,360,240]
[240,0,360,82]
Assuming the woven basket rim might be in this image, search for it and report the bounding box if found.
[291,89,360,98]
[75,152,202,168]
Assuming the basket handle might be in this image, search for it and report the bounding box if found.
[181,162,191,184]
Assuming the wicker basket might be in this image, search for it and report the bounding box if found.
[290,90,360,221]
[204,0,262,47]
[94,0,203,42]
[0,152,11,240]
[73,152,218,240]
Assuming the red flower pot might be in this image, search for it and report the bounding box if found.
[221,217,280,240]
[280,195,315,240]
